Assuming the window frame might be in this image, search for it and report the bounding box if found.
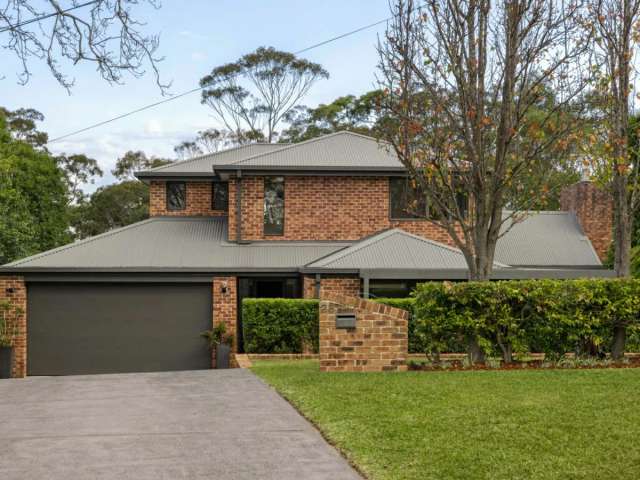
[389,177,429,220]
[211,181,229,211]
[166,181,187,211]
[263,176,285,236]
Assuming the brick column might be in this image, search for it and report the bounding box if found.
[0,276,27,378]
[319,292,408,372]
[212,276,237,351]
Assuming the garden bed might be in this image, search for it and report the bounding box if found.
[407,356,640,371]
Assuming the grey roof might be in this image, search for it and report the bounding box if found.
[305,229,507,270]
[497,211,601,267]
[136,144,288,177]
[4,217,348,272]
[214,131,404,172]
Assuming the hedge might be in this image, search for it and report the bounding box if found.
[242,298,319,353]
[412,279,640,362]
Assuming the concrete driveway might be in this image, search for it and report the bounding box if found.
[0,369,361,480]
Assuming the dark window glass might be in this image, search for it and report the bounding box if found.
[166,182,186,211]
[264,177,285,235]
[389,177,427,219]
[369,280,419,298]
[212,182,229,211]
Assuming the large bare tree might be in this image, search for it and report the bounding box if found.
[377,0,590,282]
[586,0,640,359]
[200,47,329,143]
[1,0,167,91]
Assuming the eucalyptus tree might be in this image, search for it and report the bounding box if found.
[199,47,329,143]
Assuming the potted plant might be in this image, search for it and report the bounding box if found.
[201,322,234,369]
[0,301,19,379]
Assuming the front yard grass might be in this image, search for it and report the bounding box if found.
[251,360,640,480]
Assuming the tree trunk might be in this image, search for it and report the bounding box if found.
[467,336,486,364]
[612,325,627,361]
[613,174,632,278]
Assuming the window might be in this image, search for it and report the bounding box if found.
[389,177,469,220]
[264,177,285,235]
[389,177,428,219]
[166,181,186,211]
[212,182,229,211]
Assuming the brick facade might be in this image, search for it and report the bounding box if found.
[302,275,361,299]
[0,276,27,378]
[560,181,613,261]
[227,176,454,244]
[319,292,408,372]
[212,276,237,352]
[150,181,228,217]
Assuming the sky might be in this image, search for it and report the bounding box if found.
[1,0,392,190]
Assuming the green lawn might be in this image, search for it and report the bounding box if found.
[251,360,640,480]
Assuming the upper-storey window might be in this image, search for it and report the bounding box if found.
[264,177,285,235]
[389,177,468,220]
[212,182,229,211]
[166,181,186,211]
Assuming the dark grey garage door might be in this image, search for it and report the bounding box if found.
[27,283,212,376]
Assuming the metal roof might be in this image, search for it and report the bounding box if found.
[496,211,601,267]
[3,217,348,272]
[214,131,403,172]
[305,229,507,270]
[135,144,288,177]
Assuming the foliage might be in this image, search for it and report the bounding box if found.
[280,91,383,143]
[412,279,640,363]
[111,150,172,181]
[1,0,167,91]
[55,153,103,203]
[0,107,48,147]
[0,114,70,264]
[242,298,320,354]
[200,46,328,142]
[70,181,150,239]
[201,322,233,349]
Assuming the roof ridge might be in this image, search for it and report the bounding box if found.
[4,217,158,267]
[222,131,392,167]
[141,142,282,173]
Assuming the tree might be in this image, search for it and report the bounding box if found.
[112,150,172,181]
[55,153,103,204]
[200,47,329,142]
[585,0,640,359]
[0,113,70,264]
[377,0,590,362]
[0,107,48,147]
[70,181,149,239]
[377,0,590,281]
[1,0,167,91]
[174,129,236,159]
[280,91,383,143]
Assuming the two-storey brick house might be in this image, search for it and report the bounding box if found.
[0,132,614,377]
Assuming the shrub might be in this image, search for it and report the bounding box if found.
[413,278,640,362]
[242,298,319,353]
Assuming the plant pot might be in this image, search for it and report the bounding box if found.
[215,343,231,369]
[0,346,14,379]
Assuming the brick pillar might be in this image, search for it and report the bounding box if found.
[212,276,237,351]
[319,292,408,372]
[560,180,613,261]
[0,276,27,378]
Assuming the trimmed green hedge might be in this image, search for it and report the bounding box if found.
[242,298,320,353]
[412,279,640,361]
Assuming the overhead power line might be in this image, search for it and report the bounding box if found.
[47,14,395,144]
[0,0,100,34]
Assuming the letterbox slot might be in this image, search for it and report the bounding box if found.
[336,312,356,329]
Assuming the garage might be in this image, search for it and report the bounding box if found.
[27,283,212,376]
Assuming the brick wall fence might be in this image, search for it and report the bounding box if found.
[212,276,237,353]
[150,181,228,217]
[319,292,408,372]
[0,276,27,378]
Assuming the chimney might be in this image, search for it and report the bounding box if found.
[560,180,613,262]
